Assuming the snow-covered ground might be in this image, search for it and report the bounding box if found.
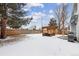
[0,34,79,56]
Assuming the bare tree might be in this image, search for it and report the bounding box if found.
[61,4,70,35]
[53,7,62,33]
[53,3,70,34]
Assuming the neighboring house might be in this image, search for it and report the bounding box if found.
[70,3,79,41]
[76,4,79,41]
[42,26,57,36]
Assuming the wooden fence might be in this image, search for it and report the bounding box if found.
[0,29,41,36]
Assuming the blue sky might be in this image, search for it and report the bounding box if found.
[22,3,73,29]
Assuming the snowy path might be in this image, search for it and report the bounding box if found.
[0,34,79,56]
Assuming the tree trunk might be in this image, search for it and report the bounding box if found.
[0,4,7,39]
[0,18,7,39]
[61,16,65,35]
[61,4,65,35]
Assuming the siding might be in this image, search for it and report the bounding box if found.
[76,4,79,41]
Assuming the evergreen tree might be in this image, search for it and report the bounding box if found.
[0,3,32,39]
[49,18,57,27]
[7,3,32,28]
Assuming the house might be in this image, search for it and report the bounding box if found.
[42,25,58,36]
[70,3,79,41]
[76,4,79,41]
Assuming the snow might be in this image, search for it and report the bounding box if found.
[0,34,79,56]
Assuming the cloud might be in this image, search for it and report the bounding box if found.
[23,11,54,22]
[23,12,46,24]
[56,3,62,6]
[22,12,46,29]
[48,14,54,19]
[28,3,44,8]
[31,12,46,20]
[22,12,46,19]
[23,3,44,11]
[49,10,53,14]
[48,10,54,18]
[56,3,68,6]
[43,10,46,13]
